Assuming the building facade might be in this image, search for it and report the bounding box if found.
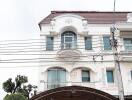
[37,11,132,99]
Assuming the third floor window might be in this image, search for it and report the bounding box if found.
[103,36,112,50]
[85,37,92,50]
[46,36,54,50]
[61,31,77,49]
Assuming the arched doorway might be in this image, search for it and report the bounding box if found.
[30,86,117,100]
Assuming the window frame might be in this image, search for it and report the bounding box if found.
[106,70,114,83]
[131,70,132,80]
[84,36,92,50]
[61,31,77,49]
[123,38,132,51]
[82,70,90,82]
[103,35,112,50]
[47,68,66,89]
[46,36,54,51]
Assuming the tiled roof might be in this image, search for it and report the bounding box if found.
[39,11,130,25]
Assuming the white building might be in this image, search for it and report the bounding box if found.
[36,11,132,100]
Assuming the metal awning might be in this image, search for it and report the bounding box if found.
[30,86,117,100]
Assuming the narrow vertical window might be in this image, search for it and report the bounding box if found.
[82,70,90,82]
[46,37,54,50]
[85,37,92,50]
[106,70,114,83]
[103,36,112,50]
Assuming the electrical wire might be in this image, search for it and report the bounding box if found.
[0,46,115,53]
[0,35,122,46]
[0,34,113,42]
[1,52,132,62]
[0,60,115,63]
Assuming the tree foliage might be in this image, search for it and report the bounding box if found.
[3,75,28,93]
[4,93,27,100]
[3,75,37,99]
[3,78,15,93]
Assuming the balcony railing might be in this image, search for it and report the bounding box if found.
[47,82,66,90]
[124,44,132,51]
[61,43,77,50]
[44,82,95,90]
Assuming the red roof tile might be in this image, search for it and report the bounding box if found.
[39,11,130,25]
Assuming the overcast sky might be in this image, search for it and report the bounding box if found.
[0,0,132,99]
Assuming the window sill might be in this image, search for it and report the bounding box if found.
[107,83,115,86]
[102,50,113,53]
[84,49,95,52]
[46,49,54,51]
[82,81,91,83]
[128,80,132,82]
[102,50,112,51]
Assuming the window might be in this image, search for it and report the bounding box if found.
[103,36,112,50]
[106,70,114,83]
[47,68,66,89]
[85,37,92,50]
[82,70,90,82]
[46,37,54,50]
[131,70,132,80]
[124,38,132,51]
[61,31,77,49]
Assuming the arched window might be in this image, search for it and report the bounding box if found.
[61,31,77,49]
[47,68,66,89]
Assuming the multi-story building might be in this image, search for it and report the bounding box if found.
[32,11,132,100]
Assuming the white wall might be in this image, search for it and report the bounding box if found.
[38,13,132,96]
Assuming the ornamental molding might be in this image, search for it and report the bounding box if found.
[53,14,85,20]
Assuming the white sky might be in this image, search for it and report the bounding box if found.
[0,0,132,99]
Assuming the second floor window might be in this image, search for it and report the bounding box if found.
[85,37,92,50]
[61,31,77,49]
[47,68,66,89]
[82,70,90,82]
[46,37,54,50]
[106,70,114,83]
[124,38,132,51]
[103,36,112,50]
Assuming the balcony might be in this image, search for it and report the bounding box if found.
[47,82,66,90]
[120,44,132,61]
[56,43,81,61]
[71,82,95,88]
[61,43,76,50]
[124,44,132,51]
[45,82,95,90]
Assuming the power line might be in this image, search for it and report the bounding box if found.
[0,42,105,47]
[0,38,102,44]
[0,60,131,68]
[0,46,115,53]
[0,45,125,51]
[0,52,132,62]
[0,36,122,46]
[0,59,131,64]
[0,50,132,55]
[0,60,115,63]
[0,34,113,42]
